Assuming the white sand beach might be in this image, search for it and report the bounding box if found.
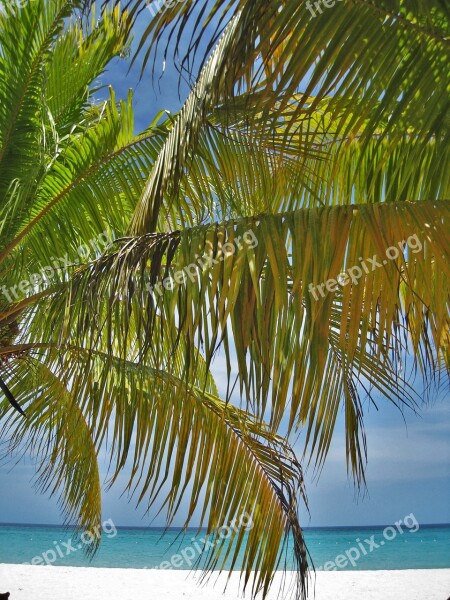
[1,565,449,600]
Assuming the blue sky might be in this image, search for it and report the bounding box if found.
[0,5,449,529]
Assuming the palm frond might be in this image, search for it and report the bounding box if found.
[1,342,309,599]
[118,0,449,235]
[182,95,450,225]
[128,11,246,234]
[0,2,133,267]
[37,200,449,482]
[0,0,82,224]
[0,358,102,540]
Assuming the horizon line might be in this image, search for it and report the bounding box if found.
[1,521,449,531]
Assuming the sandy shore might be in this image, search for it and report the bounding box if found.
[1,564,449,599]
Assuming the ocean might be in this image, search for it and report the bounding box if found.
[0,523,449,571]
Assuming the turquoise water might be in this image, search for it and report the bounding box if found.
[0,523,449,571]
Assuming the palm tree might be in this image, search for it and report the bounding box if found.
[0,1,448,599]
[0,2,309,597]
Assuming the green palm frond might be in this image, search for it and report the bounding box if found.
[185,96,450,223]
[1,91,170,278]
[1,342,309,598]
[36,200,449,482]
[125,0,449,138]
[120,86,450,237]
[120,0,449,235]
[0,358,102,540]
[46,5,132,133]
[0,2,134,267]
[0,0,78,173]
[128,12,245,234]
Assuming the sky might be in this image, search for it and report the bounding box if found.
[0,3,449,530]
